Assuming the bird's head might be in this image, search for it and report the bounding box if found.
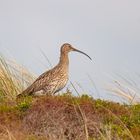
[61,43,92,60]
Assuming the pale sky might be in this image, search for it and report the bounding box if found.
[0,0,140,101]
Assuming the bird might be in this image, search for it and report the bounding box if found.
[17,43,91,97]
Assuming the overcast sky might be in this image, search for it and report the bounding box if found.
[0,0,140,101]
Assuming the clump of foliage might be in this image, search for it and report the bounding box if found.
[0,94,139,140]
[0,56,35,101]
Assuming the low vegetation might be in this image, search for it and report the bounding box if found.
[0,56,140,140]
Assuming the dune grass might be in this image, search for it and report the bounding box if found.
[0,56,140,140]
[0,56,35,101]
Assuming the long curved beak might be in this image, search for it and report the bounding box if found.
[73,48,92,60]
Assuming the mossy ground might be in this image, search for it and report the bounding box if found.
[0,94,140,140]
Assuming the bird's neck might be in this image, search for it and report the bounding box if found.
[59,52,69,66]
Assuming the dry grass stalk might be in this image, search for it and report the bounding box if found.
[0,56,34,100]
[107,79,140,104]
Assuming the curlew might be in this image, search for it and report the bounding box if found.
[17,43,91,97]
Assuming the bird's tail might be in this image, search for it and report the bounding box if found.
[17,85,34,98]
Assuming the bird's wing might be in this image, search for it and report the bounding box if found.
[17,69,54,97]
[30,65,62,92]
[17,65,64,98]
[30,69,53,92]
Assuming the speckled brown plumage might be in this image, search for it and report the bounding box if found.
[17,43,91,97]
